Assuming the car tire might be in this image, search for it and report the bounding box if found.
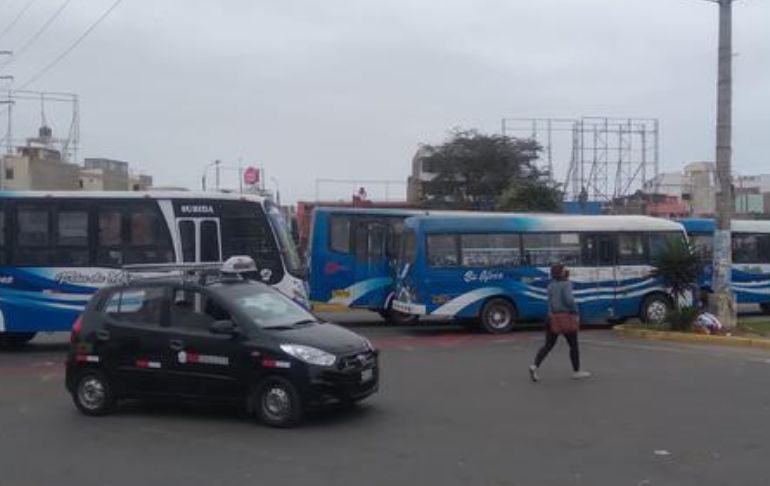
[253,377,303,428]
[640,294,672,325]
[72,370,116,416]
[0,332,37,350]
[761,302,770,315]
[480,298,517,334]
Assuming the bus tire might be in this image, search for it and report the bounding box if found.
[378,307,419,326]
[72,370,116,416]
[251,376,303,428]
[761,303,770,315]
[480,298,517,334]
[0,332,37,350]
[640,294,672,325]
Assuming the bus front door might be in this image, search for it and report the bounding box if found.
[580,233,618,324]
[352,220,390,309]
[178,219,222,263]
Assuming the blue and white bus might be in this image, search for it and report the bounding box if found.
[392,213,687,333]
[679,218,770,314]
[0,191,307,348]
[308,207,428,321]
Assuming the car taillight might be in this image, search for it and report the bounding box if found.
[71,315,83,343]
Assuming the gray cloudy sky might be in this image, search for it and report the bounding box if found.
[1,0,769,202]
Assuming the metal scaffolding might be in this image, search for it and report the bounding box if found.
[502,117,659,202]
[1,89,80,162]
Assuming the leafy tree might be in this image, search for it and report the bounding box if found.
[498,180,563,213]
[651,238,703,330]
[418,129,549,210]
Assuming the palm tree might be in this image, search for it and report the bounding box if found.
[651,238,703,330]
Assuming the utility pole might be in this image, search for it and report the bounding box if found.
[708,0,736,328]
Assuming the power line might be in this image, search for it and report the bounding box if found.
[16,0,125,90]
[0,0,77,71]
[0,0,41,42]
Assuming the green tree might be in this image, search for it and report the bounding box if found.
[498,180,563,213]
[418,129,547,210]
[651,238,703,330]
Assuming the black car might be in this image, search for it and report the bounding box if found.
[65,271,379,427]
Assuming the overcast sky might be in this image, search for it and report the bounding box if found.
[1,0,769,203]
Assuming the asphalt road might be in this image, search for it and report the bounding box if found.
[2,312,770,486]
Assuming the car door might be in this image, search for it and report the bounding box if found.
[163,287,244,400]
[101,286,174,395]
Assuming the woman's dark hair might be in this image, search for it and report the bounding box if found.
[550,263,565,280]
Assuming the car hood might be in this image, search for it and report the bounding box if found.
[266,322,369,355]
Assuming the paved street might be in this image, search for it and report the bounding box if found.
[2,312,770,486]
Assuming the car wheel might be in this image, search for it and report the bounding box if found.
[640,294,671,325]
[480,298,516,334]
[761,302,770,315]
[0,332,37,350]
[72,370,116,416]
[254,377,302,428]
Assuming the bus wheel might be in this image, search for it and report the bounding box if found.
[0,332,37,350]
[480,298,516,334]
[378,308,419,325]
[761,303,770,315]
[640,294,671,325]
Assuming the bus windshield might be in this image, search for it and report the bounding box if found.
[267,203,305,277]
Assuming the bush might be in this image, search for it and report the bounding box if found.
[667,306,700,332]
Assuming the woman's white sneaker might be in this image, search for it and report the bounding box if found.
[573,370,591,380]
[529,365,539,382]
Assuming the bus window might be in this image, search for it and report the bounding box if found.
[54,207,90,266]
[179,220,196,262]
[648,232,683,259]
[427,234,459,267]
[329,215,351,254]
[96,203,174,267]
[522,233,580,267]
[617,233,646,265]
[354,221,387,262]
[734,233,770,264]
[582,234,615,267]
[689,233,713,262]
[0,205,5,264]
[200,221,221,262]
[16,204,51,265]
[460,233,520,267]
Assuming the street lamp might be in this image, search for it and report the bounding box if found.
[271,177,281,205]
[201,159,221,191]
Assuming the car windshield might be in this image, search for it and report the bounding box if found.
[224,284,316,329]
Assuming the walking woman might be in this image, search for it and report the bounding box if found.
[529,263,591,382]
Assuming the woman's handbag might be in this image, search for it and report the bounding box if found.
[549,312,580,334]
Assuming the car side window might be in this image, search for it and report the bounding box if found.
[169,289,231,333]
[104,287,168,327]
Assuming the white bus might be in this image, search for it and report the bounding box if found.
[0,191,307,347]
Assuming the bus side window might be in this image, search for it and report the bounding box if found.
[15,204,51,266]
[329,215,351,254]
[0,205,5,265]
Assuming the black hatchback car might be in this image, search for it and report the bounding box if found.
[65,269,379,427]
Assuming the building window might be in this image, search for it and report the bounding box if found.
[79,180,84,188]
[4,167,13,180]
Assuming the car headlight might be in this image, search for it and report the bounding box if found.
[280,344,336,367]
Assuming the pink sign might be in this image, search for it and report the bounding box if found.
[243,167,260,185]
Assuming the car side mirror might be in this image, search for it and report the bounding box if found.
[210,320,238,337]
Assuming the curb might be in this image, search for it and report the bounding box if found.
[613,324,770,350]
